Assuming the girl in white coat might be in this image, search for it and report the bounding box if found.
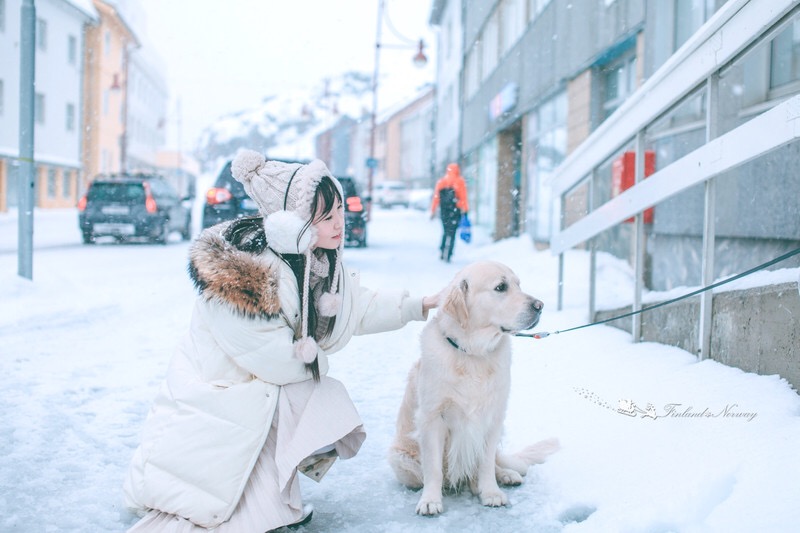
[123,150,438,531]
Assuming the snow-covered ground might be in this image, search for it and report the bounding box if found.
[1,207,799,532]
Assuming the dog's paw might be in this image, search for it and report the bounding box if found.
[496,467,524,486]
[416,496,444,516]
[480,488,508,507]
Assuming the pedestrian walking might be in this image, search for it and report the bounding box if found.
[430,163,469,262]
[123,150,439,532]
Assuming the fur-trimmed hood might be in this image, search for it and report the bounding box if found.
[188,225,282,319]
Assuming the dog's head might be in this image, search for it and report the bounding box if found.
[439,260,543,336]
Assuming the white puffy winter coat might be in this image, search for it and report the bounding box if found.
[123,225,425,527]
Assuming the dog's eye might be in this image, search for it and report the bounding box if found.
[494,282,508,292]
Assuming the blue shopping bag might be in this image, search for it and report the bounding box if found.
[459,214,471,243]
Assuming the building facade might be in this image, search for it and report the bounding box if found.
[1,0,175,212]
[80,0,138,183]
[0,0,97,211]
[431,0,800,288]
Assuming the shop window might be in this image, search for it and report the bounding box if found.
[526,91,567,241]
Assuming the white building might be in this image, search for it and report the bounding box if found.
[0,0,97,210]
[429,0,463,177]
[126,45,168,173]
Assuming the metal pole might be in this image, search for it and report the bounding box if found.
[699,74,719,360]
[588,170,596,321]
[367,0,384,220]
[18,0,36,280]
[632,131,646,342]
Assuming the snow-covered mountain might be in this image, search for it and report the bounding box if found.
[193,72,373,173]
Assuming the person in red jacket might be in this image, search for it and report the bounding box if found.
[430,163,469,262]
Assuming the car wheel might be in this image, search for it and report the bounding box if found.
[181,216,192,241]
[151,221,168,244]
[82,231,94,244]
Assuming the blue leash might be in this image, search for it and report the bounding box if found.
[516,246,800,340]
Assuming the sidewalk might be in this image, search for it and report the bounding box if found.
[0,208,82,253]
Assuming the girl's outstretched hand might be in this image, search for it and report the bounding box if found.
[422,293,440,316]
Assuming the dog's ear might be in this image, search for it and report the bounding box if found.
[443,279,469,329]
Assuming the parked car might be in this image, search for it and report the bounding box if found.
[409,187,434,211]
[337,176,368,248]
[78,174,192,244]
[201,160,260,229]
[373,180,410,208]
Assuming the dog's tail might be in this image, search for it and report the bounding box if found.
[497,437,560,475]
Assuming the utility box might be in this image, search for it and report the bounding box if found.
[612,151,655,224]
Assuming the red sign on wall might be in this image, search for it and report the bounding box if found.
[611,151,655,224]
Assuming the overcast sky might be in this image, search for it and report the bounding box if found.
[134,0,437,152]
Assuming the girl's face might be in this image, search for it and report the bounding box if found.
[312,199,344,250]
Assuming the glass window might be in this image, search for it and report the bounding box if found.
[526,91,567,241]
[528,0,552,21]
[47,168,56,198]
[62,171,72,199]
[600,54,637,120]
[482,11,499,81]
[66,103,75,131]
[34,93,45,124]
[36,18,47,51]
[68,35,77,65]
[0,0,5,33]
[501,0,525,56]
[770,19,800,89]
[464,44,480,100]
[674,0,714,51]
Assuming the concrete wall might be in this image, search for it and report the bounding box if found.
[594,282,800,393]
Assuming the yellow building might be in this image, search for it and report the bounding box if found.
[80,0,138,189]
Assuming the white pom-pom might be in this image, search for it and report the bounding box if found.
[264,211,317,253]
[294,337,319,363]
[318,292,341,317]
[231,149,266,184]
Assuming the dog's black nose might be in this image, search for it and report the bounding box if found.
[532,299,544,312]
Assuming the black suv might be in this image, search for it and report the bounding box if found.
[201,160,368,248]
[201,160,260,229]
[337,176,368,248]
[78,174,193,244]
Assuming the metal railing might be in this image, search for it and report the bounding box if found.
[548,0,800,359]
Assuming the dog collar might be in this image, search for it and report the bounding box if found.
[446,336,467,353]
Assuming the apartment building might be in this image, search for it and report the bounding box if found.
[0,0,97,211]
[431,0,800,289]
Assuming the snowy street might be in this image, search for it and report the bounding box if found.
[2,207,799,532]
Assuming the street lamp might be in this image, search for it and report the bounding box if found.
[366,0,427,218]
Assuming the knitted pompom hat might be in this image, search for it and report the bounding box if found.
[230,149,344,364]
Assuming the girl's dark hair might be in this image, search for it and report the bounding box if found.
[223,175,343,382]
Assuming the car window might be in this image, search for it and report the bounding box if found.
[337,177,358,198]
[216,163,247,196]
[88,183,145,202]
[147,179,175,199]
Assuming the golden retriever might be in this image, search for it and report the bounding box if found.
[389,260,559,515]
